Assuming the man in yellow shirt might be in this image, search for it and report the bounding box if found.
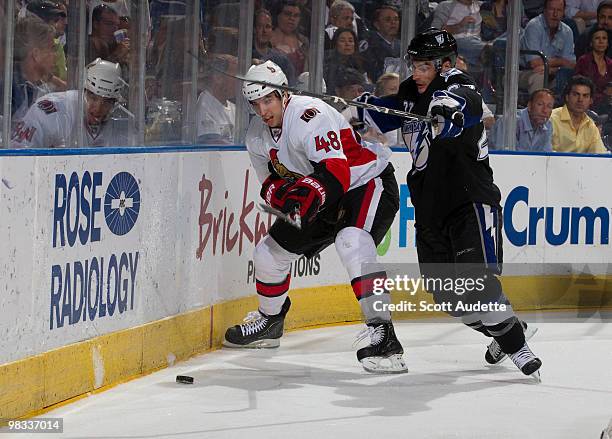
[551,75,607,153]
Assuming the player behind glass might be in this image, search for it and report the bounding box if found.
[11,58,128,148]
[354,28,542,379]
[223,60,407,374]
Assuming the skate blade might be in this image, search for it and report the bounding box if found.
[528,369,541,384]
[360,354,408,374]
[489,326,539,366]
[222,338,280,349]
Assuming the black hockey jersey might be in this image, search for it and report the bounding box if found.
[360,68,501,227]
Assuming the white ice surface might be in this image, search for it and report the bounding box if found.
[3,317,612,439]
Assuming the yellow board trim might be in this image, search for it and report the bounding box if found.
[1,275,611,422]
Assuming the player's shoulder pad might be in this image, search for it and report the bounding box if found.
[440,68,478,91]
[288,95,328,124]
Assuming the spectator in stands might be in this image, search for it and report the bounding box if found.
[293,0,313,37]
[363,5,401,82]
[551,75,607,153]
[54,1,68,39]
[324,0,354,49]
[9,17,62,123]
[324,0,369,53]
[87,4,130,66]
[253,9,296,85]
[575,1,612,59]
[575,27,612,113]
[490,88,555,151]
[520,0,575,98]
[565,0,599,35]
[372,72,401,145]
[26,0,68,82]
[432,0,487,71]
[89,0,129,19]
[195,54,238,145]
[375,72,400,97]
[254,8,276,59]
[480,0,528,42]
[330,66,366,112]
[324,28,369,93]
[88,0,132,37]
[270,0,309,75]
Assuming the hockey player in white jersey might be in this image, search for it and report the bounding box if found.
[223,60,407,374]
[10,58,128,148]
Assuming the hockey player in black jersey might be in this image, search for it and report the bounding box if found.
[356,28,542,380]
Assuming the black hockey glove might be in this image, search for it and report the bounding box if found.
[281,176,326,224]
[428,91,466,139]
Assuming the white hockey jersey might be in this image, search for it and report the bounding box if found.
[10,90,128,148]
[246,95,390,189]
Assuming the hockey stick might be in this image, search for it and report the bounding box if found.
[186,50,435,124]
[258,203,302,230]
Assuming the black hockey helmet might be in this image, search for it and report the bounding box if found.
[406,28,458,69]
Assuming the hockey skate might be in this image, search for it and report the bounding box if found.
[354,320,408,374]
[509,342,542,382]
[485,321,538,365]
[223,297,291,348]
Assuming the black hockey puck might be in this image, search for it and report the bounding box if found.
[176,375,194,384]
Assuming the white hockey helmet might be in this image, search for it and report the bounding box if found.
[242,60,288,102]
[85,58,124,100]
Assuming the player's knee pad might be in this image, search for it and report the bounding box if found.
[335,227,378,280]
[253,235,299,283]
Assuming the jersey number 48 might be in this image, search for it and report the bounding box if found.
[315,131,341,152]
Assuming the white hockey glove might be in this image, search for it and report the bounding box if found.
[428,90,466,139]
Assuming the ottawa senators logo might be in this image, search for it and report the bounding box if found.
[37,100,57,114]
[269,149,303,181]
[300,107,320,123]
[11,121,36,142]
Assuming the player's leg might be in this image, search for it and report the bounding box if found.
[335,164,407,373]
[224,214,335,348]
[415,223,457,311]
[449,203,542,378]
[223,233,298,348]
